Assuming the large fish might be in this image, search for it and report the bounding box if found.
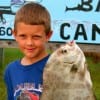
[41,41,96,100]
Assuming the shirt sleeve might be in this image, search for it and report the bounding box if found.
[4,67,14,100]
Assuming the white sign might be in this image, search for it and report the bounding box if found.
[0,0,100,44]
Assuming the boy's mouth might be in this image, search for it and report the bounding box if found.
[26,48,35,52]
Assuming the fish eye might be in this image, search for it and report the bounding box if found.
[62,49,67,54]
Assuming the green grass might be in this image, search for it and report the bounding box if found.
[87,57,100,100]
[0,48,100,100]
[0,48,23,100]
[3,48,23,68]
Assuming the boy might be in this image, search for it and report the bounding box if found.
[4,2,52,100]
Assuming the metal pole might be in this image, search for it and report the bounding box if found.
[0,48,4,67]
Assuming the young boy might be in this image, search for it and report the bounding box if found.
[4,2,52,100]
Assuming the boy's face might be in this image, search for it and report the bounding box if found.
[13,22,52,59]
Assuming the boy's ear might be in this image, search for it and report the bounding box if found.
[46,30,53,41]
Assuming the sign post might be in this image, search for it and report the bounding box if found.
[0,48,4,67]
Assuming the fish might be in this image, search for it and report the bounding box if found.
[40,41,96,100]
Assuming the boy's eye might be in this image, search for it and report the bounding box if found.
[32,35,42,39]
[19,34,26,38]
[17,34,42,40]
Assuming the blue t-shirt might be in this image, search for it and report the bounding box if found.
[4,55,49,100]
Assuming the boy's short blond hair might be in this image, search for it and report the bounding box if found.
[14,2,51,34]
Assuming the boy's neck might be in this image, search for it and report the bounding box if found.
[21,53,48,66]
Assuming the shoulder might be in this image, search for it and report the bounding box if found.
[4,60,20,73]
[4,60,19,82]
[41,55,50,65]
[36,55,50,71]
[4,60,21,81]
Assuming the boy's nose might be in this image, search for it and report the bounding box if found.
[26,38,33,46]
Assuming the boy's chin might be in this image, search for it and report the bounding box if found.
[25,54,36,59]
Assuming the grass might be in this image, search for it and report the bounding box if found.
[0,48,23,100]
[87,57,100,100]
[0,48,100,100]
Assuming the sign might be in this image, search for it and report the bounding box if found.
[0,0,100,44]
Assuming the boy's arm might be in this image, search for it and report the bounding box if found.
[4,67,14,100]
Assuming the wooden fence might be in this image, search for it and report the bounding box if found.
[0,40,100,67]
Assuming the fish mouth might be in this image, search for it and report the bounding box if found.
[63,61,74,64]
